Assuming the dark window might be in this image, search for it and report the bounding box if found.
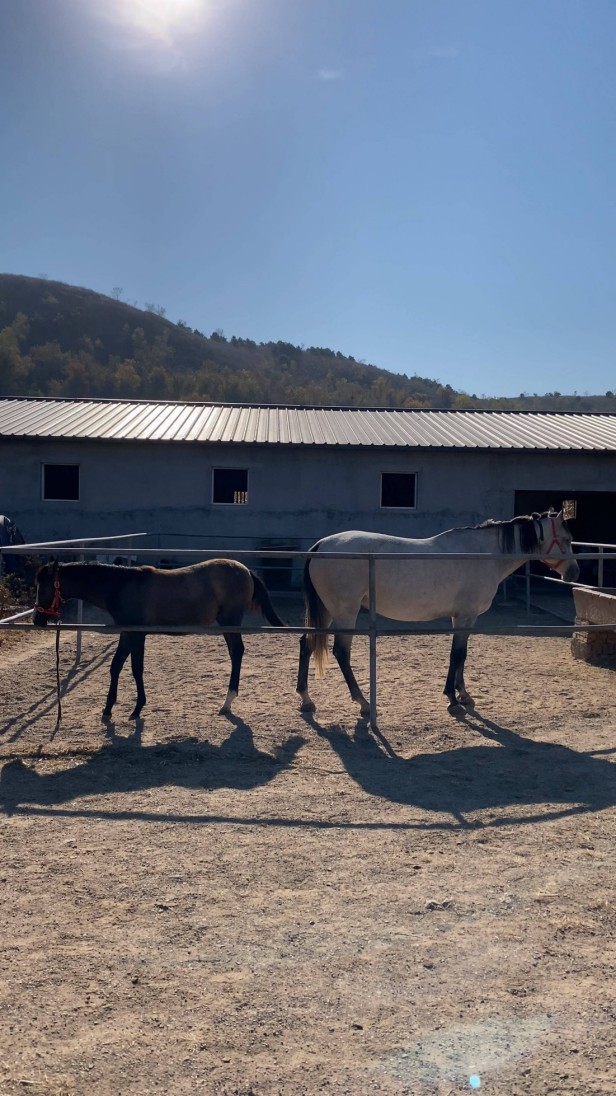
[213,468,248,504]
[380,472,416,508]
[43,464,79,501]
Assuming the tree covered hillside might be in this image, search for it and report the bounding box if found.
[0,274,613,412]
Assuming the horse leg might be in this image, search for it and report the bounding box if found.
[217,610,245,714]
[296,633,316,713]
[455,648,474,708]
[219,633,245,714]
[444,617,475,712]
[332,632,370,716]
[128,634,147,720]
[102,633,131,721]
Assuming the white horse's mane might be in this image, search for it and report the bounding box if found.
[464,510,568,553]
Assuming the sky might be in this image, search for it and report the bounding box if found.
[1,0,615,398]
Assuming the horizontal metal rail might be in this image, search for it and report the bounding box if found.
[1,620,614,636]
[0,544,612,561]
[572,540,616,549]
[0,532,150,550]
[2,533,613,549]
[0,609,32,624]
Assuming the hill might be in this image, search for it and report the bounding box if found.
[0,274,613,411]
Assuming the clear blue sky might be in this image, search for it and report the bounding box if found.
[1,0,615,397]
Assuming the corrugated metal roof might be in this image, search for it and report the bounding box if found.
[1,398,616,450]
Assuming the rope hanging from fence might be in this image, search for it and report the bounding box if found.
[51,625,62,740]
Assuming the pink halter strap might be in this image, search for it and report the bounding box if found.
[541,517,566,572]
[34,571,64,618]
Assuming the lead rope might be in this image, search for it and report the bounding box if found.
[54,626,61,736]
[34,623,62,759]
[51,623,62,739]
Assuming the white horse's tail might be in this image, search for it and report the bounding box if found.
[304,547,330,676]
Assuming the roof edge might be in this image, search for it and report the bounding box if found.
[1,397,616,418]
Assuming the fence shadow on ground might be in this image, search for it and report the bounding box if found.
[0,718,306,813]
[303,708,616,828]
[0,640,117,743]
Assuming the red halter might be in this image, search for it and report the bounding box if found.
[541,517,566,572]
[34,571,64,619]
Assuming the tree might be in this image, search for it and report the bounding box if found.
[114,358,141,395]
[144,302,167,317]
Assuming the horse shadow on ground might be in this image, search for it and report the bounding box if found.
[0,717,306,814]
[302,709,616,828]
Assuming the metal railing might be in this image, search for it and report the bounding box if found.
[2,533,616,729]
[511,540,616,616]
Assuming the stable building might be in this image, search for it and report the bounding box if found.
[1,399,616,579]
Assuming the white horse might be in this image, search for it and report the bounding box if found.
[296,511,579,716]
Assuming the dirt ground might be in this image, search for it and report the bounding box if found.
[1,601,616,1096]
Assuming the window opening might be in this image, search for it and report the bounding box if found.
[43,464,80,501]
[380,472,416,508]
[213,468,248,504]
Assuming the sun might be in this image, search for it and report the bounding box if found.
[111,0,207,43]
[133,0,204,25]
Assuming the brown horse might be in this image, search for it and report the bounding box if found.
[33,559,285,720]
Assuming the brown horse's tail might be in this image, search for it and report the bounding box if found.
[304,544,330,676]
[250,571,286,627]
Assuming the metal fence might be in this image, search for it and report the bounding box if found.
[2,532,616,729]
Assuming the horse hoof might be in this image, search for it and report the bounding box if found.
[459,695,475,709]
[129,709,142,721]
[300,700,316,714]
[101,710,112,723]
[447,701,465,716]
[359,706,370,718]
[219,705,232,716]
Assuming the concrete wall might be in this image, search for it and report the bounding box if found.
[572,587,616,663]
[1,436,615,549]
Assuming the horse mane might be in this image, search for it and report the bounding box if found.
[469,511,568,554]
[35,560,139,580]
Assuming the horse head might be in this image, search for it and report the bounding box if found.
[32,561,64,627]
[537,510,579,583]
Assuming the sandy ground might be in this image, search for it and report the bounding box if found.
[1,600,616,1095]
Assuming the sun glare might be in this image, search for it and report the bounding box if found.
[129,0,204,33]
[105,0,208,52]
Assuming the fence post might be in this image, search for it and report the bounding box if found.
[75,542,84,664]
[525,561,531,616]
[368,556,378,729]
[598,546,604,589]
